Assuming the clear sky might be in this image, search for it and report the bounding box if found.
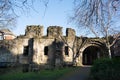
[11,0,120,37]
[12,0,82,36]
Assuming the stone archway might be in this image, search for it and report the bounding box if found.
[82,46,102,65]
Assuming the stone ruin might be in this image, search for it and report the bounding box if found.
[0,25,117,71]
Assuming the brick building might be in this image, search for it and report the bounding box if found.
[0,29,16,40]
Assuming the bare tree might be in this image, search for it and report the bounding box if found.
[71,0,120,58]
[0,0,49,29]
[58,35,86,66]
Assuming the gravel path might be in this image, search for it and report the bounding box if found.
[58,66,91,80]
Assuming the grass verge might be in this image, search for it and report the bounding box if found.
[0,67,78,80]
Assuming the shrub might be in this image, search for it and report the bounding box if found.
[90,58,120,80]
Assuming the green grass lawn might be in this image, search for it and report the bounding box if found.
[0,67,77,80]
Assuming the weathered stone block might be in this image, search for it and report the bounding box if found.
[66,28,75,38]
[25,25,43,38]
[47,26,63,38]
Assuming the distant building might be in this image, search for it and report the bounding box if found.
[0,29,16,40]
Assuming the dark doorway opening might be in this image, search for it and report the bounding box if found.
[82,46,101,65]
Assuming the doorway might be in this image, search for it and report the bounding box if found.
[82,46,101,65]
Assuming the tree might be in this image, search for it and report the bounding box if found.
[58,35,86,66]
[71,0,120,58]
[0,0,49,29]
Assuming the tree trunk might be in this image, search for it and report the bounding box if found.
[108,46,112,59]
[72,49,75,65]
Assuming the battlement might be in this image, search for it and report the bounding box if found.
[25,25,43,38]
[24,25,76,38]
[47,26,63,38]
[66,28,76,38]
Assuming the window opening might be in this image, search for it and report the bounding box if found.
[23,46,29,56]
[44,46,48,55]
[65,46,69,55]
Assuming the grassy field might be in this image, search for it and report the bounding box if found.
[0,67,77,80]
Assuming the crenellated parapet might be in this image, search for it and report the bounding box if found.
[24,25,76,38]
[66,28,76,38]
[47,26,63,38]
[25,25,43,38]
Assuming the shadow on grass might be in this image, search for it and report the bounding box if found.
[0,67,79,80]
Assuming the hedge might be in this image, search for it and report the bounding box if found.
[90,58,120,80]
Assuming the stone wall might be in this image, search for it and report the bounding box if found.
[0,40,17,62]
[66,28,75,38]
[25,25,43,38]
[0,25,108,68]
[47,26,63,38]
[33,38,55,65]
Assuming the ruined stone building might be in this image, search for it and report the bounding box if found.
[0,25,119,69]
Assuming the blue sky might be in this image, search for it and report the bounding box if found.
[12,0,82,36]
[12,0,120,37]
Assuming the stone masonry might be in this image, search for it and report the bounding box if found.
[0,25,117,69]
